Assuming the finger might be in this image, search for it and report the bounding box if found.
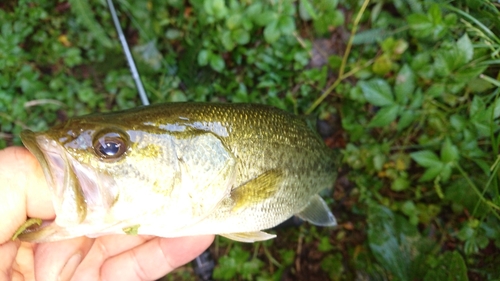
[0,147,54,243]
[0,240,18,281]
[34,236,93,281]
[70,235,154,281]
[100,235,215,281]
[13,242,35,281]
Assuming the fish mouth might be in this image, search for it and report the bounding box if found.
[21,130,65,195]
[21,130,88,223]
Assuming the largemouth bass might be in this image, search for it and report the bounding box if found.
[18,102,340,243]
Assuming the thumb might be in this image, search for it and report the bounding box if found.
[0,147,54,243]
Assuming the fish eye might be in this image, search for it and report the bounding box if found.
[93,131,128,160]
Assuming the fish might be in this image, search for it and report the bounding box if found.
[17,102,340,243]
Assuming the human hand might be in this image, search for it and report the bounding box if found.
[0,147,214,281]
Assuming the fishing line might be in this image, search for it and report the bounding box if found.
[106,0,150,106]
[105,3,215,280]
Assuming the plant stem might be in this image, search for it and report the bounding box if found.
[305,0,371,115]
[456,164,500,220]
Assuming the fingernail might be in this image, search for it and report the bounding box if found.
[58,253,81,281]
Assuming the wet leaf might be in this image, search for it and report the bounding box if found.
[368,104,400,127]
[299,0,318,21]
[232,28,250,45]
[457,34,473,64]
[394,64,415,104]
[197,49,210,66]
[263,20,280,44]
[367,205,410,280]
[209,53,225,72]
[278,15,295,35]
[441,138,459,163]
[359,79,394,106]
[424,251,468,281]
[410,150,442,168]
[391,176,410,191]
[397,110,417,131]
[221,30,235,51]
[254,11,276,26]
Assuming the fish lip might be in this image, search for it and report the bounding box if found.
[21,130,89,224]
[20,130,62,190]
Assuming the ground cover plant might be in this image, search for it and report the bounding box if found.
[1,0,499,280]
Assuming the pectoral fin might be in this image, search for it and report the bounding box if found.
[230,169,283,211]
[14,220,74,243]
[12,218,43,240]
[296,194,337,227]
[220,231,277,243]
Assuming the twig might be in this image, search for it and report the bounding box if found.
[24,99,65,108]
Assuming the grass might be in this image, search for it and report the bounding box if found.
[1,0,500,280]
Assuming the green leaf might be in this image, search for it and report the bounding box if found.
[457,34,473,64]
[407,14,433,36]
[409,89,424,109]
[254,11,276,26]
[221,30,235,51]
[204,0,228,19]
[400,200,418,225]
[410,150,442,168]
[397,110,417,131]
[328,55,342,69]
[424,251,468,281]
[449,114,467,131]
[231,28,250,45]
[433,50,453,77]
[440,163,452,182]
[133,41,162,71]
[213,255,238,279]
[426,84,445,98]
[299,0,318,20]
[69,0,112,48]
[329,10,345,27]
[391,177,410,191]
[263,20,280,44]
[368,104,400,127]
[372,53,393,76]
[367,205,410,280]
[318,236,334,252]
[428,4,442,24]
[209,53,225,72]
[226,14,242,30]
[470,95,485,117]
[359,79,394,106]
[411,52,431,70]
[165,28,182,39]
[420,164,444,182]
[197,49,211,66]
[441,138,459,163]
[493,97,500,119]
[394,64,415,104]
[278,15,295,35]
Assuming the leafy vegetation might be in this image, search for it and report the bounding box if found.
[1,0,500,280]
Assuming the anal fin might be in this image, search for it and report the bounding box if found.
[296,194,337,227]
[220,231,277,243]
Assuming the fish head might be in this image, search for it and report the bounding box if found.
[20,116,182,228]
[19,111,237,242]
